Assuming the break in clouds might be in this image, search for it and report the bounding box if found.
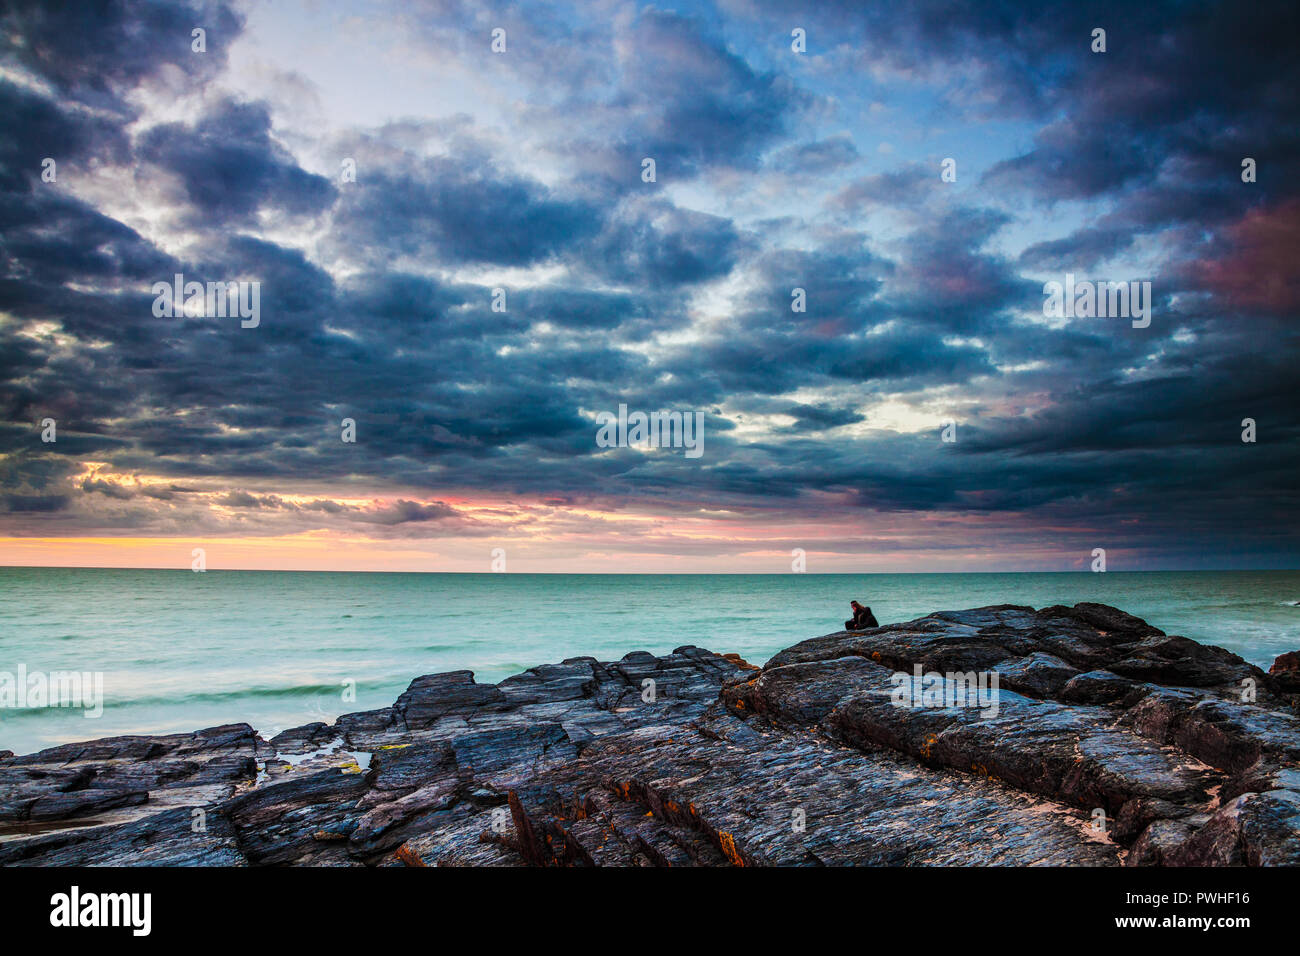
[0,0,1297,569]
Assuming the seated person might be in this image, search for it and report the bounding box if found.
[845,600,879,631]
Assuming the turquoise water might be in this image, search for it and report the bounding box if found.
[1,568,1297,756]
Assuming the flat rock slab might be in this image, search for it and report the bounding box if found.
[2,606,1297,866]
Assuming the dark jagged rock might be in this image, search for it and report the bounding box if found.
[0,723,260,829]
[1270,651,1300,699]
[1271,650,1300,675]
[224,766,370,865]
[0,804,247,866]
[2,606,1297,867]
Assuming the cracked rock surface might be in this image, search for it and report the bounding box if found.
[2,603,1297,866]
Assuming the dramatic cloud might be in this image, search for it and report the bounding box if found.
[0,0,1296,570]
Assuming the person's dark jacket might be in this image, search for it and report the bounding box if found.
[845,605,879,630]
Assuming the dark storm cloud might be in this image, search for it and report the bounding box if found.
[2,494,69,513]
[959,343,1300,458]
[340,272,529,341]
[332,149,742,287]
[207,492,478,532]
[219,490,264,508]
[334,157,599,267]
[81,477,134,499]
[582,199,745,289]
[983,121,1156,202]
[672,220,1029,399]
[968,0,1300,236]
[0,190,171,292]
[1018,228,1136,272]
[0,80,129,191]
[884,208,1028,330]
[738,245,890,328]
[395,5,808,178]
[359,499,459,525]
[512,287,652,333]
[741,0,1300,234]
[0,454,76,515]
[0,0,1296,565]
[1,0,242,107]
[138,98,336,223]
[778,403,865,433]
[612,9,811,174]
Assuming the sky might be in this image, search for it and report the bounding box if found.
[0,0,1297,573]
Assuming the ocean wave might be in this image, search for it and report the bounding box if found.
[112,684,370,707]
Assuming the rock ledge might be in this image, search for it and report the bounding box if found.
[2,603,1297,866]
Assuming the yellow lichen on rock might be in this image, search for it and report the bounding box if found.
[718,831,745,866]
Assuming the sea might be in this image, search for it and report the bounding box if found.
[1,567,1297,756]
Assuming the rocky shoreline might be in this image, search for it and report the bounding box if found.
[2,602,1298,866]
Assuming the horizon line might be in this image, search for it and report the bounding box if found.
[2,565,1297,575]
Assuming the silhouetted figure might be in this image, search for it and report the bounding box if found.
[845,600,879,631]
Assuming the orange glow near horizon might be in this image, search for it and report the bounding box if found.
[0,531,1111,573]
[0,468,1155,573]
[0,535,463,572]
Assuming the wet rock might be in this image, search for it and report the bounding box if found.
[0,723,260,824]
[29,788,150,821]
[1107,634,1260,688]
[1269,651,1300,701]
[1129,819,1196,866]
[1270,650,1300,674]
[993,651,1080,698]
[0,804,246,866]
[1122,690,1300,779]
[741,656,883,725]
[1113,796,1196,845]
[396,671,509,728]
[1061,669,1138,705]
[269,722,334,753]
[1042,602,1166,639]
[223,767,369,865]
[1163,789,1300,866]
[2,603,1295,866]
[350,778,459,857]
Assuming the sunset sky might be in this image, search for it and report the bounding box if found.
[1,0,1297,572]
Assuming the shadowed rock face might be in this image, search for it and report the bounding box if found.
[1,604,1297,867]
